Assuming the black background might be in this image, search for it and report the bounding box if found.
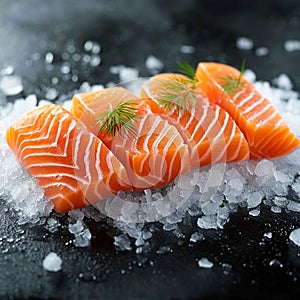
[0,0,300,299]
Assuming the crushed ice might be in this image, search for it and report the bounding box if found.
[0,74,300,252]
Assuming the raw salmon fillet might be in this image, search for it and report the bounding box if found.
[5,104,132,212]
[196,62,300,159]
[141,73,250,167]
[70,87,191,190]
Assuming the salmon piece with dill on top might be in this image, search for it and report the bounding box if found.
[70,87,191,190]
[5,104,132,212]
[195,62,300,159]
[141,73,250,167]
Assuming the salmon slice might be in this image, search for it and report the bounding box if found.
[5,104,132,213]
[70,87,191,190]
[196,62,300,159]
[140,73,250,167]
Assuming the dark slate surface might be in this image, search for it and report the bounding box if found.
[0,0,300,299]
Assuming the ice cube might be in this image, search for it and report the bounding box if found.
[45,88,58,101]
[273,196,288,208]
[190,231,204,243]
[68,220,84,234]
[274,171,291,183]
[74,228,92,247]
[291,182,300,196]
[263,232,272,239]
[89,55,101,67]
[247,191,264,208]
[84,40,93,52]
[287,201,300,212]
[0,65,14,76]
[91,42,101,54]
[0,75,23,96]
[243,69,256,82]
[249,208,260,217]
[119,67,139,82]
[156,245,171,254]
[42,252,62,272]
[236,37,254,50]
[46,218,60,233]
[145,55,164,74]
[269,259,283,268]
[180,45,195,54]
[284,40,300,52]
[289,228,300,246]
[198,257,213,269]
[255,47,269,56]
[45,52,54,64]
[254,160,275,177]
[197,215,217,229]
[228,178,244,191]
[60,63,71,74]
[272,74,293,90]
[114,234,132,251]
[271,206,281,213]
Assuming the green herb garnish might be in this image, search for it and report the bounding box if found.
[157,61,198,114]
[178,61,196,80]
[96,100,139,137]
[220,59,246,96]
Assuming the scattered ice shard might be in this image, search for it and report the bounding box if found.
[243,69,256,82]
[272,74,293,90]
[42,252,62,272]
[198,257,213,269]
[254,160,275,177]
[0,75,23,96]
[247,191,264,208]
[249,209,260,217]
[180,45,195,54]
[271,206,281,213]
[236,37,254,50]
[289,228,300,246]
[190,231,204,243]
[46,218,60,233]
[89,55,101,67]
[263,232,272,239]
[284,40,300,52]
[145,55,164,74]
[0,65,14,76]
[197,215,217,229]
[45,88,58,101]
[269,259,283,268]
[45,52,54,64]
[84,40,93,52]
[84,41,101,54]
[68,220,84,234]
[119,67,139,82]
[156,245,172,254]
[114,234,132,251]
[60,63,71,74]
[255,47,269,56]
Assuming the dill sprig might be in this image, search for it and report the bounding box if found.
[158,76,198,114]
[220,59,246,96]
[177,61,196,80]
[157,61,198,114]
[96,100,139,137]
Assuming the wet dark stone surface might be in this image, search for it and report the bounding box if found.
[0,0,300,299]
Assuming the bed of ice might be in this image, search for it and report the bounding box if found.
[1,68,300,253]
